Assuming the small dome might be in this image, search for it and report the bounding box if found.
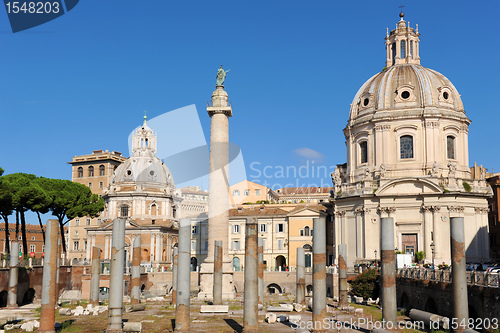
[348,64,465,124]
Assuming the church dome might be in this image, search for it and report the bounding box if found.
[111,115,175,189]
[349,64,465,125]
[113,155,175,187]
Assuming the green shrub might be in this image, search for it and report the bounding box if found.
[462,181,472,192]
[415,251,425,262]
[348,269,379,299]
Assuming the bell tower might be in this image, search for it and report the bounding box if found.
[385,12,421,67]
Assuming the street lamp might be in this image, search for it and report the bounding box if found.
[374,250,377,267]
[430,242,435,269]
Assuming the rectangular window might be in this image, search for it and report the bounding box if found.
[75,230,79,236]
[75,219,80,226]
[232,240,240,251]
[255,189,261,196]
[278,239,284,250]
[30,244,36,253]
[259,224,267,233]
[276,223,284,233]
[97,218,102,225]
[400,135,414,159]
[73,241,79,251]
[400,40,406,59]
[203,241,208,251]
[232,224,240,234]
[262,238,266,250]
[86,218,91,226]
[191,240,196,252]
[244,189,250,196]
[120,206,129,217]
[447,136,455,159]
[88,183,92,189]
[360,141,368,164]
[300,229,304,236]
[99,182,103,189]
[84,240,88,251]
[232,190,240,196]
[192,226,198,234]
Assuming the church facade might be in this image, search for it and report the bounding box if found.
[331,13,492,266]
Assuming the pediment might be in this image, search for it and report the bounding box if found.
[101,219,142,230]
[376,178,443,196]
[288,207,324,217]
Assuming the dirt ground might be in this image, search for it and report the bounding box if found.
[0,294,425,333]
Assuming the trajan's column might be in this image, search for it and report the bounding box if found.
[198,66,235,300]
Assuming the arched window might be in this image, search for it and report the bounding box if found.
[151,203,157,215]
[359,141,368,164]
[99,165,105,176]
[304,226,310,237]
[410,40,414,58]
[88,166,94,177]
[400,135,414,159]
[447,136,455,159]
[77,167,83,178]
[400,40,406,59]
[120,205,129,217]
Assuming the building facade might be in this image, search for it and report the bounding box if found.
[331,13,492,266]
[67,150,127,264]
[487,173,500,259]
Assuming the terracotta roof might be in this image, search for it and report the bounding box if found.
[287,204,329,214]
[229,207,289,217]
[276,187,333,195]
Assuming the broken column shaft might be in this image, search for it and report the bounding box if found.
[380,217,397,327]
[213,240,223,305]
[451,217,468,333]
[243,218,258,333]
[7,241,19,308]
[338,243,347,307]
[258,237,264,305]
[90,247,101,307]
[107,218,126,333]
[312,217,327,332]
[175,218,191,331]
[40,219,59,333]
[172,247,178,305]
[130,236,141,305]
[296,247,305,305]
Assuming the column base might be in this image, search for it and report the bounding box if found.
[197,262,235,301]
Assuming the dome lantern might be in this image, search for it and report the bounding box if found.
[385,13,420,67]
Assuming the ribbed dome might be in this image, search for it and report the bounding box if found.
[349,64,465,124]
[112,155,174,187]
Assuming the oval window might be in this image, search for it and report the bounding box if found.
[401,91,410,99]
[443,91,449,100]
[126,170,132,176]
[363,98,369,106]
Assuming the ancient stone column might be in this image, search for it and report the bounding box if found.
[171,247,178,305]
[199,81,235,300]
[90,247,101,307]
[7,241,19,308]
[450,217,468,333]
[296,247,305,305]
[380,217,397,328]
[107,218,126,333]
[258,237,264,305]
[243,218,258,333]
[39,219,59,333]
[312,217,327,332]
[213,240,223,305]
[338,243,348,307]
[175,218,191,331]
[130,237,141,305]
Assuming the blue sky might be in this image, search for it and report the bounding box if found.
[1,1,499,196]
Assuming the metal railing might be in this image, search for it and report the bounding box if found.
[397,268,499,288]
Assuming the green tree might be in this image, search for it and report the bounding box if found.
[348,268,379,299]
[1,173,48,255]
[0,170,14,253]
[40,178,104,255]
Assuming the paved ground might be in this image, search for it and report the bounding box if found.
[0,295,424,332]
